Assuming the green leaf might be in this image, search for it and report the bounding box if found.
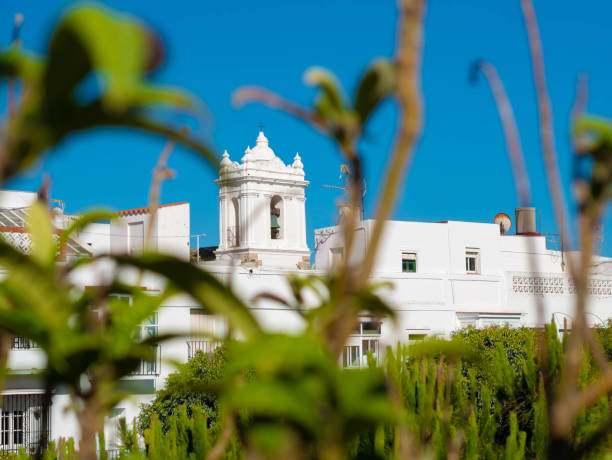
[1,4,217,181]
[0,48,43,82]
[304,67,346,120]
[27,201,56,267]
[354,59,396,125]
[48,5,191,112]
[573,116,612,151]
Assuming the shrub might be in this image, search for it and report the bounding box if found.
[137,347,227,433]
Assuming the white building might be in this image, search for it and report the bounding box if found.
[0,130,611,452]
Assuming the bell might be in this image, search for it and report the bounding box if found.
[270,213,280,229]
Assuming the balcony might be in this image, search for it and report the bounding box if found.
[129,345,160,376]
[10,337,37,350]
[8,338,45,371]
[187,340,215,360]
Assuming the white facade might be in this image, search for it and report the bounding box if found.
[0,130,611,451]
[314,219,612,346]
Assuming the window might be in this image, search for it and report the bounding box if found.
[0,394,49,453]
[342,319,382,368]
[1,413,9,446]
[137,313,158,340]
[402,252,417,273]
[110,294,131,306]
[457,312,522,329]
[361,321,382,335]
[343,346,360,368]
[1,410,24,447]
[130,314,159,376]
[330,247,344,267]
[188,310,223,359]
[465,248,480,274]
[107,408,125,451]
[12,412,23,445]
[128,221,144,255]
[362,339,380,365]
[408,333,427,343]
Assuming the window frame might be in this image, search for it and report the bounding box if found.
[342,318,383,368]
[361,339,380,365]
[465,248,480,274]
[342,345,360,368]
[401,251,418,273]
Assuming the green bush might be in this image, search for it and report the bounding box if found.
[137,347,227,433]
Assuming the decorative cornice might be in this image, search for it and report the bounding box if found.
[216,175,309,188]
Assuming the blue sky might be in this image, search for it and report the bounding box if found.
[3,1,612,255]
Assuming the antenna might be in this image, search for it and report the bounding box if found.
[191,233,207,264]
[322,164,366,221]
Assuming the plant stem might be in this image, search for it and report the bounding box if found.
[358,0,426,285]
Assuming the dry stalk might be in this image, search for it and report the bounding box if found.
[357,0,426,286]
[232,88,322,130]
[328,154,364,355]
[385,369,417,458]
[144,130,184,250]
[470,60,555,384]
[447,431,465,460]
[232,87,362,353]
[521,0,612,439]
[471,61,531,206]
[520,0,571,247]
[205,415,234,460]
[570,74,589,135]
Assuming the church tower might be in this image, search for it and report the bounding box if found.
[215,130,310,269]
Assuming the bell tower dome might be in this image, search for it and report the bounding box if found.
[215,130,310,269]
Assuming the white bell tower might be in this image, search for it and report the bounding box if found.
[215,130,310,269]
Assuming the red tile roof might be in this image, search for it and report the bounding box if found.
[116,202,188,217]
[0,225,61,235]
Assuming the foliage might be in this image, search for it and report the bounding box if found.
[376,325,611,459]
[129,407,239,460]
[595,320,612,361]
[452,326,534,381]
[137,347,227,433]
[124,326,611,459]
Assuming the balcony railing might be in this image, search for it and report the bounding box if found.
[129,345,160,376]
[10,337,38,350]
[187,340,216,359]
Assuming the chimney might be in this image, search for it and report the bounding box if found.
[515,207,537,235]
